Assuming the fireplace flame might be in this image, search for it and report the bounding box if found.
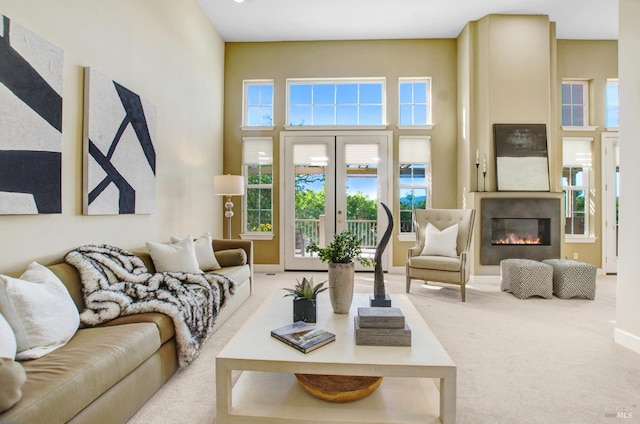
[493,233,541,245]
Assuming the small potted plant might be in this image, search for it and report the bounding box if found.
[282,276,327,323]
[306,230,375,314]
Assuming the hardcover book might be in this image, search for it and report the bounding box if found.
[357,307,405,329]
[271,321,336,353]
[354,317,412,346]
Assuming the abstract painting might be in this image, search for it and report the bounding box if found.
[0,15,63,214]
[83,67,156,215]
[494,123,550,192]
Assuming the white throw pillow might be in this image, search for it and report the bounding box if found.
[0,262,80,360]
[0,313,17,359]
[147,235,202,273]
[171,233,221,272]
[421,223,459,258]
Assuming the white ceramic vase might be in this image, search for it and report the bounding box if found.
[328,262,355,314]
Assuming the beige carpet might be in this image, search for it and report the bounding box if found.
[128,272,640,424]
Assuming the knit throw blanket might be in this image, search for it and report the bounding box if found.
[65,244,237,367]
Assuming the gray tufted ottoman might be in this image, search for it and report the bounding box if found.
[542,259,597,299]
[500,259,553,299]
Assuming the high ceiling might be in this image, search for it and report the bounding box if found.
[199,0,618,43]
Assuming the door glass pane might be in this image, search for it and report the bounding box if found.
[293,144,327,257]
[344,144,378,259]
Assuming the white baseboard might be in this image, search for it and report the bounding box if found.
[388,266,405,274]
[469,274,500,284]
[614,327,640,355]
[254,264,284,274]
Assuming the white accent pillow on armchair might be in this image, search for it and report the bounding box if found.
[420,223,459,258]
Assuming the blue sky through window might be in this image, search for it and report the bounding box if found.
[288,80,384,126]
[245,82,273,126]
[606,80,619,128]
[399,79,429,125]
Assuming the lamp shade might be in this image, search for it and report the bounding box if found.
[213,175,244,196]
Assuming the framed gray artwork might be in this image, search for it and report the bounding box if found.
[493,123,550,192]
[83,67,156,215]
[0,15,63,214]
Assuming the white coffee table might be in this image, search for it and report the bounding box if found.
[216,292,456,424]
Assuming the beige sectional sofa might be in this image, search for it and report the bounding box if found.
[0,239,253,424]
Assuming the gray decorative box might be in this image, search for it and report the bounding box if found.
[357,307,405,329]
[354,317,412,346]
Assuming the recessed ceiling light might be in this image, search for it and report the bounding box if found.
[234,0,245,3]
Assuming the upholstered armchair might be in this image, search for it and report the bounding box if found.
[406,208,476,302]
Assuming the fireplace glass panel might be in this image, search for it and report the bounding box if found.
[491,218,551,245]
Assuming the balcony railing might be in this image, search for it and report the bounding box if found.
[295,218,378,248]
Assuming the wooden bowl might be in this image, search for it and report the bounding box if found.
[294,374,383,403]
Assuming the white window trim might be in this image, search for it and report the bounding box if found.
[565,235,597,244]
[397,135,432,241]
[239,233,275,241]
[562,136,594,242]
[240,125,276,131]
[240,136,274,240]
[397,124,434,130]
[561,125,599,132]
[242,79,274,128]
[398,77,433,127]
[285,77,387,127]
[283,124,388,131]
[606,78,620,130]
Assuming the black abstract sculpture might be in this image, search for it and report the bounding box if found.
[370,202,393,307]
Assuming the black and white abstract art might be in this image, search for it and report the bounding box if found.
[83,67,156,215]
[494,123,550,192]
[0,15,63,214]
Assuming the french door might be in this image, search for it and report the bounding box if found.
[281,131,391,271]
[602,133,619,274]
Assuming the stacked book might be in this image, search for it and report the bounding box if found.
[354,307,411,346]
[271,321,336,353]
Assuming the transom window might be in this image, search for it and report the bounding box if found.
[243,80,274,127]
[398,77,431,126]
[606,78,619,129]
[287,78,385,126]
[561,80,589,127]
[398,136,432,234]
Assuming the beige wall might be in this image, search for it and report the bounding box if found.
[459,15,559,274]
[616,0,640,354]
[0,0,225,273]
[458,15,618,273]
[456,24,473,203]
[224,40,459,266]
[556,40,618,267]
[461,15,556,196]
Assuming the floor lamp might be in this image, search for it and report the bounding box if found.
[213,175,244,240]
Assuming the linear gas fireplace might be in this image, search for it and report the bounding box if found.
[492,218,551,245]
[481,198,560,265]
